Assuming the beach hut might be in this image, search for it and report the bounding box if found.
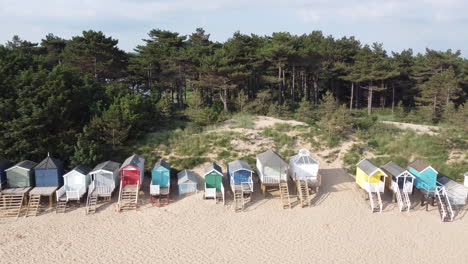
[356,159,388,213]
[408,160,438,193]
[437,176,468,206]
[1,160,37,218]
[150,159,171,206]
[88,160,121,197]
[178,170,198,196]
[0,156,9,189]
[409,161,454,221]
[256,150,290,209]
[85,161,121,214]
[116,154,145,212]
[203,162,224,204]
[5,160,37,188]
[289,149,320,207]
[56,165,91,202]
[119,154,145,187]
[228,160,253,211]
[381,162,415,212]
[34,154,64,187]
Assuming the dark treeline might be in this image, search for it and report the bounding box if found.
[0,29,467,167]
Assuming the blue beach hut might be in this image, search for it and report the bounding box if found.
[34,154,64,187]
[408,160,437,192]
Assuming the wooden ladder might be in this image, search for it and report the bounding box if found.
[296,180,310,207]
[56,197,67,214]
[369,191,382,213]
[119,186,138,211]
[234,189,244,212]
[86,193,98,215]
[279,182,291,209]
[25,194,41,217]
[0,194,25,218]
[436,191,453,222]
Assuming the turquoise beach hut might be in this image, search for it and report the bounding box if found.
[408,160,438,192]
[150,160,171,204]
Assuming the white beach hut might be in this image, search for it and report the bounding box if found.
[178,170,198,196]
[56,165,91,203]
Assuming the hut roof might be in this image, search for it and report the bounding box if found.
[35,156,62,169]
[356,159,381,176]
[409,160,437,173]
[121,154,144,169]
[154,159,170,170]
[7,160,38,171]
[290,149,318,165]
[204,162,222,175]
[0,156,8,167]
[90,161,121,173]
[257,150,287,167]
[177,169,197,184]
[382,162,406,177]
[228,160,252,172]
[69,165,91,176]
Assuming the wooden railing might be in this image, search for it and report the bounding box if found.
[56,186,66,201]
[364,181,384,193]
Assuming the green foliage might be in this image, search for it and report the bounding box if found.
[169,157,210,170]
[230,113,255,128]
[260,127,294,149]
[316,92,352,146]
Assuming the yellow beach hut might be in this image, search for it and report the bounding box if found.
[356,159,388,213]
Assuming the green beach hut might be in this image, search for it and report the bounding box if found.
[5,160,38,188]
[203,162,224,203]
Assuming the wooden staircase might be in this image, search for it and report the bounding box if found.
[117,184,139,212]
[86,193,98,215]
[436,187,454,222]
[25,194,41,217]
[0,194,25,218]
[234,189,244,212]
[279,182,291,209]
[369,191,382,213]
[296,180,310,207]
[56,196,68,214]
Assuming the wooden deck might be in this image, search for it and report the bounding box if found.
[123,185,138,192]
[30,187,57,196]
[1,187,32,195]
[30,187,58,208]
[232,184,252,193]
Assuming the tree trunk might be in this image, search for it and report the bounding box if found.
[313,74,318,108]
[350,82,354,110]
[278,66,282,104]
[292,65,296,102]
[367,82,373,116]
[356,82,359,108]
[220,87,228,112]
[391,83,395,114]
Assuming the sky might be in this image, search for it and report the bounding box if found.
[1,0,467,56]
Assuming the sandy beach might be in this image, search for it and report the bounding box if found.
[1,160,468,263]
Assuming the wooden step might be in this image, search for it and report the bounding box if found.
[279,182,291,209]
[25,195,41,217]
[0,194,25,218]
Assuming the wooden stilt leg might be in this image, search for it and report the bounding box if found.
[49,194,53,208]
[261,185,266,198]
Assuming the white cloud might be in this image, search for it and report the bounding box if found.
[297,9,320,22]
